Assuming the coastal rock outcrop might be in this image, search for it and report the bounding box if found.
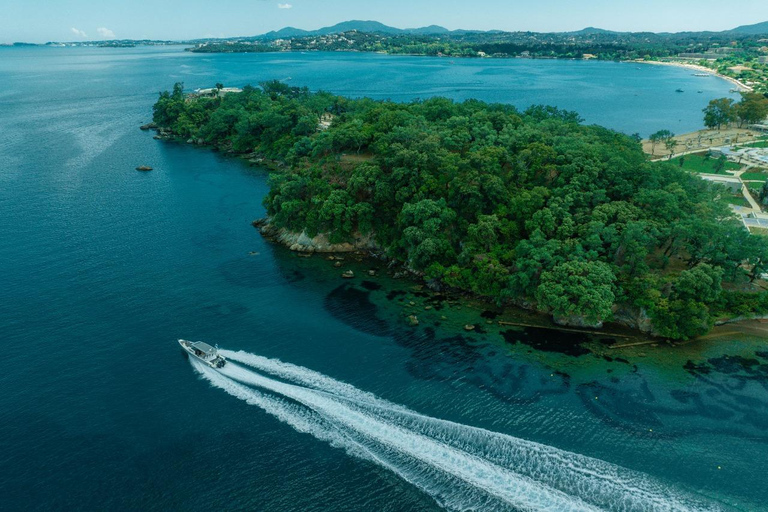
[254,218,380,254]
[553,315,604,330]
[611,305,655,334]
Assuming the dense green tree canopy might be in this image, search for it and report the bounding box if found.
[153,82,768,339]
[703,98,735,130]
[735,92,768,127]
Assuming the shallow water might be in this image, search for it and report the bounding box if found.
[0,46,765,511]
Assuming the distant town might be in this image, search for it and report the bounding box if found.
[186,23,768,93]
[13,19,766,93]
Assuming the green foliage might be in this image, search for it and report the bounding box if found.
[535,260,616,324]
[735,92,768,127]
[651,298,712,340]
[153,82,768,339]
[648,129,673,156]
[741,170,768,181]
[703,98,735,130]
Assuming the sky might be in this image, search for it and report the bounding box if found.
[1,0,767,43]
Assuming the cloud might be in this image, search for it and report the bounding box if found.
[277,3,293,8]
[70,27,87,38]
[97,27,116,39]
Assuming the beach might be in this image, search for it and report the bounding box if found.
[642,126,762,158]
[634,59,753,92]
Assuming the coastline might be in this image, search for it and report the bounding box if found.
[633,59,753,92]
[149,124,768,344]
[183,47,754,96]
[147,65,768,344]
[254,216,768,343]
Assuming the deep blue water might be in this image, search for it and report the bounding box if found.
[0,46,766,511]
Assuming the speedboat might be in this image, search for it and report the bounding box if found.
[178,339,226,368]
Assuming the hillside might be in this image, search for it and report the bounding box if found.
[730,21,768,35]
[258,20,451,40]
[251,19,768,41]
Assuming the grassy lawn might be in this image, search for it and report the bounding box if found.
[746,181,765,193]
[741,170,768,181]
[669,153,741,174]
[744,140,768,149]
[717,194,751,208]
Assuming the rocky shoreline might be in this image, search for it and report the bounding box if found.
[146,122,765,342]
[253,218,381,254]
[252,215,669,337]
[253,216,768,340]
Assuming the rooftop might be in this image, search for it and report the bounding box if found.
[191,341,216,356]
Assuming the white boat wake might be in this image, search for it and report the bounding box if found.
[187,349,724,512]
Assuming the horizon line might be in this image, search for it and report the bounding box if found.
[4,18,767,46]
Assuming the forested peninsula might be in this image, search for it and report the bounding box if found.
[152,82,768,339]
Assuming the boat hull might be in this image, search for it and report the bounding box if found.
[178,339,226,368]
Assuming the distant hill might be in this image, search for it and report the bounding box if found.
[568,27,621,35]
[263,26,311,39]
[218,19,768,43]
[317,20,403,35]
[256,23,640,41]
[729,21,768,35]
[405,25,451,35]
[257,20,451,40]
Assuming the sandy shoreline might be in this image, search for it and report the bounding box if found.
[641,126,761,157]
[633,60,753,92]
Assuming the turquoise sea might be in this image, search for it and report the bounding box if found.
[1,46,766,511]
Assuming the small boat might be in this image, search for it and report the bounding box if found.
[675,88,684,93]
[693,73,710,77]
[178,339,226,368]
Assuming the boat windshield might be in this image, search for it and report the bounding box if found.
[191,341,216,357]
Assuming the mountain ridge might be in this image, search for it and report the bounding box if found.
[249,19,768,41]
[729,21,768,35]
[257,20,453,40]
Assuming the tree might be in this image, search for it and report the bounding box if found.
[152,82,187,128]
[151,83,768,340]
[318,190,355,242]
[714,155,728,173]
[648,131,662,156]
[674,264,723,303]
[735,92,768,127]
[665,137,678,158]
[397,198,457,270]
[535,260,616,325]
[651,264,723,340]
[651,298,712,340]
[649,129,673,156]
[703,98,735,130]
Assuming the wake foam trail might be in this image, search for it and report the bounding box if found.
[192,360,516,511]
[190,352,725,512]
[220,350,409,412]
[189,360,376,463]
